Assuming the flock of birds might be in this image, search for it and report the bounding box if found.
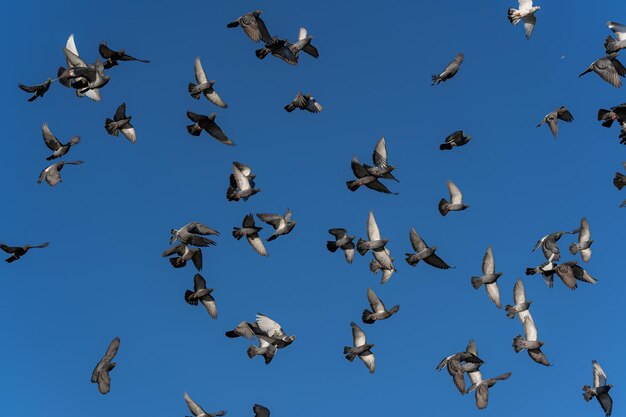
[6,2,625,416]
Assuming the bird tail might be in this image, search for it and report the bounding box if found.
[256,48,270,60]
[343,347,357,361]
[362,309,375,324]
[346,180,360,192]
[389,305,400,315]
[247,345,259,359]
[507,8,520,25]
[470,276,484,289]
[438,198,449,216]
[226,186,239,201]
[605,35,619,54]
[184,290,198,305]
[188,83,201,99]
[186,123,202,136]
[582,385,595,401]
[504,305,517,319]
[439,142,453,150]
[512,335,525,353]
[431,74,441,86]
[226,21,240,28]
[356,238,369,256]
[568,242,579,255]
[232,228,243,240]
[169,257,185,268]
[263,345,277,364]
[326,241,338,252]
[614,173,626,190]
[105,118,119,136]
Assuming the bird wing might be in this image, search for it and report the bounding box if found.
[547,116,559,138]
[373,247,394,271]
[329,228,347,239]
[247,234,268,256]
[409,227,428,252]
[65,34,85,67]
[104,337,120,360]
[593,360,608,388]
[292,92,307,108]
[188,222,219,236]
[120,126,136,143]
[442,54,463,74]
[191,249,203,271]
[351,322,367,346]
[204,87,227,108]
[608,21,626,41]
[97,370,111,394]
[193,273,207,291]
[447,180,463,205]
[256,313,283,338]
[194,56,208,84]
[485,283,501,308]
[518,0,533,11]
[598,392,613,416]
[475,384,489,409]
[359,351,375,374]
[372,137,388,166]
[42,124,61,151]
[351,157,370,179]
[522,14,536,39]
[555,264,577,289]
[205,118,234,145]
[523,316,538,341]
[232,165,251,191]
[579,217,590,242]
[114,103,127,121]
[0,244,19,254]
[513,279,526,305]
[18,84,39,93]
[233,162,252,177]
[466,339,478,357]
[187,111,205,123]
[366,212,381,241]
[255,15,272,43]
[367,288,385,313]
[528,348,550,366]
[162,244,185,257]
[200,296,217,319]
[594,58,622,88]
[424,253,452,269]
[184,393,206,417]
[253,404,270,417]
[256,213,285,230]
[365,180,396,194]
[482,246,495,275]
[557,107,574,122]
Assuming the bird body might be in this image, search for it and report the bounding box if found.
[438,180,469,216]
[327,228,355,263]
[439,130,471,150]
[186,111,234,146]
[432,53,463,85]
[470,246,502,308]
[405,227,453,269]
[232,214,267,256]
[41,123,80,160]
[189,57,227,107]
[170,222,219,247]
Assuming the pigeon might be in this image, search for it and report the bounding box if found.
[229,162,256,189]
[253,404,270,417]
[58,35,109,101]
[532,230,577,262]
[232,214,268,256]
[357,213,396,281]
[256,209,296,241]
[247,338,277,364]
[227,10,272,43]
[432,53,464,85]
[605,21,626,54]
[225,320,257,339]
[255,37,298,64]
[362,288,399,324]
[0,242,49,263]
[162,244,203,271]
[505,279,533,320]
[91,337,120,395]
[327,228,355,264]
[227,164,261,202]
[369,251,396,284]
[439,130,471,150]
[579,53,626,88]
[105,103,136,143]
[186,111,235,146]
[436,341,485,395]
[183,393,226,417]
[18,78,52,101]
[41,123,80,160]
[467,371,512,410]
[405,227,454,269]
[555,261,598,290]
[344,322,375,374]
[363,137,399,181]
[525,260,556,288]
[569,217,593,262]
[507,0,540,39]
[37,160,83,186]
[583,360,613,417]
[438,180,469,216]
[184,274,217,319]
[188,57,227,108]
[98,42,149,69]
[470,246,502,308]
[614,162,626,191]
[346,157,397,194]
[513,316,550,366]
[284,92,323,113]
[598,103,626,128]
[253,313,296,349]
[170,222,219,247]
[289,27,319,59]
[536,106,574,138]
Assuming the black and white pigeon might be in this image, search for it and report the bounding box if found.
[344,322,375,374]
[605,21,626,54]
[467,370,512,410]
[183,393,226,417]
[439,130,471,150]
[170,222,219,247]
[513,316,550,366]
[256,209,296,241]
[284,92,323,113]
[256,28,315,64]
[186,111,234,146]
[579,53,626,89]
[188,57,227,108]
[18,78,52,101]
[0,242,49,263]
[536,106,574,138]
[569,217,593,262]
[91,337,120,395]
[232,214,268,256]
[229,162,256,189]
[326,228,355,264]
[98,42,149,69]
[525,260,556,288]
[41,123,80,160]
[184,274,217,319]
[105,103,136,143]
[507,0,540,39]
[582,360,613,417]
[470,246,502,308]
[362,288,399,324]
[432,53,464,85]
[227,10,272,43]
[405,227,453,269]
[37,160,83,186]
[162,244,203,271]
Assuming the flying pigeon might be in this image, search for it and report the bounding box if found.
[58,35,109,101]
[256,209,296,241]
[505,279,532,320]
[91,337,120,395]
[467,370,512,410]
[229,162,256,189]
[253,404,270,417]
[598,103,626,128]
[536,106,574,138]
[525,260,556,288]
[432,53,464,85]
[284,92,323,113]
[183,393,226,417]
[605,21,626,54]
[18,78,52,101]
[184,274,217,319]
[247,338,277,364]
[405,227,454,269]
[230,313,296,350]
[532,230,578,262]
[344,322,375,374]
[358,212,396,282]
[438,180,469,216]
[232,214,268,256]
[470,246,502,308]
[227,10,272,43]
[256,28,315,64]
[105,103,136,143]
[162,244,203,271]
[579,53,626,89]
[346,157,397,194]
[170,222,219,247]
[513,316,550,366]
[507,0,540,39]
[362,288,399,324]
[369,252,396,284]
[0,242,49,263]
[188,57,227,108]
[582,360,613,417]
[363,137,399,181]
[227,164,261,202]
[554,261,597,290]
[41,123,80,160]
[436,341,485,395]
[326,228,355,264]
[98,42,149,69]
[439,130,471,150]
[37,160,83,186]
[186,111,235,146]
[569,217,592,262]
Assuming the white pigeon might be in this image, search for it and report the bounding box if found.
[507,0,541,39]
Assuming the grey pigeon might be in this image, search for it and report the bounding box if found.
[358,212,396,283]
[439,130,471,150]
[186,111,234,146]
[91,337,120,395]
[162,244,203,271]
[183,393,226,417]
[247,338,277,364]
[363,137,399,181]
[507,0,540,39]
[362,288,399,324]
[505,279,532,320]
[579,53,626,89]
[470,246,502,308]
[255,37,298,64]
[18,78,52,101]
[536,106,574,138]
[257,209,296,241]
[513,316,550,366]
[170,222,219,247]
[188,57,227,108]
[432,53,464,85]
[284,92,323,113]
[605,21,626,54]
[253,313,296,349]
[0,242,48,263]
[532,230,578,262]
[436,341,485,395]
[37,160,83,186]
[327,228,355,264]
[99,42,149,69]
[438,180,469,216]
[227,10,272,43]
[344,322,375,374]
[555,261,598,290]
[405,227,453,269]
[583,360,613,417]
[598,103,626,128]
[467,371,512,410]
[58,35,110,101]
[525,260,556,288]
[253,404,270,417]
[569,217,592,262]
[369,256,395,285]
[41,123,80,160]
[346,157,397,194]
[232,214,268,256]
[105,103,136,143]
[184,274,217,319]
[227,164,260,202]
[613,162,626,207]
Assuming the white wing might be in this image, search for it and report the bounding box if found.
[256,314,282,337]
[518,0,533,12]
[120,126,136,143]
[608,21,626,41]
[523,316,538,341]
[366,211,381,241]
[513,279,526,305]
[66,34,79,57]
[297,27,308,41]
[351,322,367,346]
[359,352,375,374]
[194,57,208,84]
[593,360,608,388]
[233,165,251,191]
[482,246,495,275]
[448,180,463,205]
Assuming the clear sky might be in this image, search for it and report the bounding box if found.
[1,1,625,416]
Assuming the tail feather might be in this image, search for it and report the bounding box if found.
[504,305,516,319]
[389,305,400,314]
[263,345,277,364]
[512,335,525,353]
[439,142,452,150]
[438,198,449,216]
[362,309,375,324]
[614,173,626,190]
[105,118,119,136]
[343,347,357,361]
[226,186,239,201]
[470,276,483,289]
[256,48,270,60]
[431,74,441,86]
[188,82,201,99]
[356,238,368,256]
[187,123,202,136]
[232,228,243,240]
[525,268,536,276]
[508,8,520,25]
[184,290,198,305]
[169,257,185,268]
[582,385,595,401]
[346,180,360,192]
[247,345,258,359]
[326,241,338,252]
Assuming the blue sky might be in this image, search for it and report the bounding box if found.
[1,0,625,415]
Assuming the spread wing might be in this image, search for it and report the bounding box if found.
[579,217,590,242]
[593,360,608,388]
[184,393,206,417]
[351,322,366,346]
[409,227,428,252]
[372,137,388,166]
[513,279,526,305]
[523,316,538,341]
[114,103,127,121]
[256,313,283,337]
[247,234,268,257]
[608,21,626,41]
[482,246,495,275]
[42,124,61,150]
[232,165,251,191]
[366,212,381,241]
[194,56,208,84]
[447,180,463,204]
[367,288,385,313]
